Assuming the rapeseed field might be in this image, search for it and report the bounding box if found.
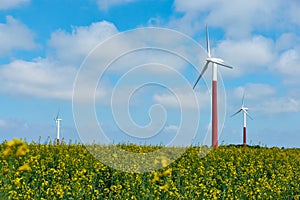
[1,138,299,199]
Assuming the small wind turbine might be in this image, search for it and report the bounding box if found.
[54,110,62,144]
[193,25,233,148]
[231,93,253,148]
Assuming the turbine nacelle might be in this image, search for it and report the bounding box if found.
[206,57,233,69]
[231,93,253,120]
[242,107,248,111]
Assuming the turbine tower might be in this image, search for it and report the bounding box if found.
[231,93,253,148]
[54,110,62,144]
[193,25,233,148]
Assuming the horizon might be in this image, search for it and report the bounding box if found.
[0,0,300,148]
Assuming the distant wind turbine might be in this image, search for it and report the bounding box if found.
[231,93,253,148]
[193,25,233,148]
[54,110,62,144]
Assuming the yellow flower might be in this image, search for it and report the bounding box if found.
[16,143,29,157]
[3,168,9,174]
[159,184,169,191]
[7,138,23,147]
[18,164,31,172]
[161,157,169,168]
[104,188,110,193]
[161,169,172,176]
[110,185,117,192]
[2,148,12,156]
[151,174,160,183]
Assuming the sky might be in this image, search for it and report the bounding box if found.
[0,0,300,147]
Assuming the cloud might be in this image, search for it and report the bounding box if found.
[164,125,178,133]
[215,36,275,76]
[256,97,300,114]
[276,33,300,52]
[153,87,210,109]
[0,119,7,127]
[48,21,118,66]
[275,48,300,84]
[0,59,76,100]
[96,0,137,11]
[0,20,119,100]
[172,0,297,38]
[0,0,29,10]
[231,83,300,114]
[233,83,276,100]
[0,16,36,56]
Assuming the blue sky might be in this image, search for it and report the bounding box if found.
[0,0,300,147]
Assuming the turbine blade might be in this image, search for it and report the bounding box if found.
[211,60,233,69]
[193,62,209,89]
[245,110,253,120]
[206,24,211,57]
[56,109,60,119]
[242,92,245,107]
[231,109,242,117]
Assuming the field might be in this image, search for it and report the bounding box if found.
[1,138,300,199]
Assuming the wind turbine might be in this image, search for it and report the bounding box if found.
[231,93,253,148]
[193,25,233,148]
[54,110,62,144]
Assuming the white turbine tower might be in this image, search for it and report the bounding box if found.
[231,93,253,148]
[54,110,62,144]
[193,25,233,148]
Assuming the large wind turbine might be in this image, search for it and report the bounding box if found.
[54,110,62,144]
[231,93,253,148]
[193,25,233,148]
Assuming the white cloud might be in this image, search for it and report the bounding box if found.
[233,83,276,100]
[0,20,120,100]
[0,16,36,56]
[215,36,275,76]
[173,0,297,39]
[0,0,29,10]
[48,21,118,66]
[0,59,76,99]
[256,97,300,114]
[96,0,137,11]
[164,124,178,133]
[153,88,209,110]
[275,48,300,84]
[276,33,300,52]
[0,119,7,127]
[230,83,300,114]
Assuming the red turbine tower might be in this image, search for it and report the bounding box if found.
[193,25,233,148]
[231,93,253,148]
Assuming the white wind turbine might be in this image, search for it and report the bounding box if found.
[54,110,62,144]
[231,93,253,148]
[193,25,233,148]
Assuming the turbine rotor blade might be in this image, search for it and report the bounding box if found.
[211,60,233,69]
[242,92,245,107]
[245,110,253,120]
[193,62,209,89]
[206,24,211,57]
[56,109,60,119]
[231,109,242,117]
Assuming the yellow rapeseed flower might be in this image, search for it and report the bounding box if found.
[2,148,12,156]
[18,164,31,172]
[161,168,172,176]
[159,184,169,191]
[7,138,23,147]
[151,174,160,183]
[16,143,29,157]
